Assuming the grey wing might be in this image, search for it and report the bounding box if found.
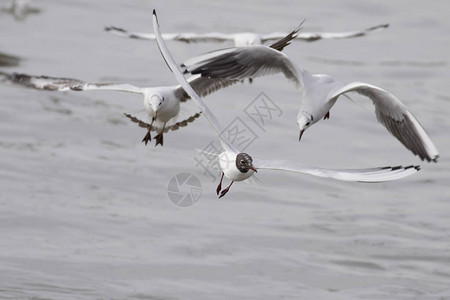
[124,111,201,133]
[172,32,232,43]
[328,82,439,162]
[262,23,389,42]
[174,75,241,102]
[105,26,176,41]
[182,45,303,89]
[5,72,86,91]
[105,26,231,43]
[5,72,143,94]
[253,158,419,182]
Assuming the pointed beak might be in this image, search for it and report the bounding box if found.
[249,165,258,173]
[299,129,304,141]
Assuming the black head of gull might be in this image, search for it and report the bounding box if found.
[236,153,257,173]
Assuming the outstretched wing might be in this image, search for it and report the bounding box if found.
[261,24,389,42]
[253,158,419,182]
[153,9,238,154]
[5,72,143,94]
[124,111,201,133]
[174,75,241,102]
[105,26,232,43]
[181,24,305,89]
[182,45,303,89]
[328,82,439,162]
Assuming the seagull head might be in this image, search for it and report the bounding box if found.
[296,112,314,141]
[236,153,257,173]
[148,93,165,116]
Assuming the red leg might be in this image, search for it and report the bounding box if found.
[216,172,224,195]
[219,181,234,199]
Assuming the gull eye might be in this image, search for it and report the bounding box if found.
[240,160,245,164]
[305,122,310,126]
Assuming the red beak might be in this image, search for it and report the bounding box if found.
[250,165,258,173]
[299,130,304,141]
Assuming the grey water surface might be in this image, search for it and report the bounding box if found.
[1,0,449,299]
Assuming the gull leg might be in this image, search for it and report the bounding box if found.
[219,181,234,199]
[142,117,156,145]
[323,111,330,120]
[142,130,151,145]
[216,172,224,195]
[154,122,166,147]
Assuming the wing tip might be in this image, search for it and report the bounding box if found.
[381,164,421,172]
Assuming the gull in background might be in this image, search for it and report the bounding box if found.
[2,72,237,146]
[153,9,419,198]
[0,0,40,20]
[182,37,439,162]
[105,23,389,47]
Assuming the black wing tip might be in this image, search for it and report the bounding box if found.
[152,9,156,16]
[419,154,439,163]
[404,165,421,171]
[380,165,420,172]
[104,26,111,31]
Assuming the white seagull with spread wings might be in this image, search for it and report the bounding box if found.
[153,9,419,198]
[182,36,439,162]
[3,72,237,146]
[106,23,388,47]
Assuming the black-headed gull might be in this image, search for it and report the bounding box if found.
[153,10,419,198]
[4,72,237,146]
[182,44,439,162]
[106,23,388,47]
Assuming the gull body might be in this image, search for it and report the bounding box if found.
[183,44,440,162]
[153,10,420,198]
[105,23,389,47]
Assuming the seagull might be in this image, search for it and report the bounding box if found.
[3,72,237,146]
[105,23,389,47]
[153,9,419,198]
[0,0,40,20]
[182,41,440,163]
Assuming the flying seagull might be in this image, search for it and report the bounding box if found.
[153,9,419,198]
[182,40,439,162]
[105,23,388,47]
[3,72,237,146]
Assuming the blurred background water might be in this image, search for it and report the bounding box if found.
[0,0,449,299]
